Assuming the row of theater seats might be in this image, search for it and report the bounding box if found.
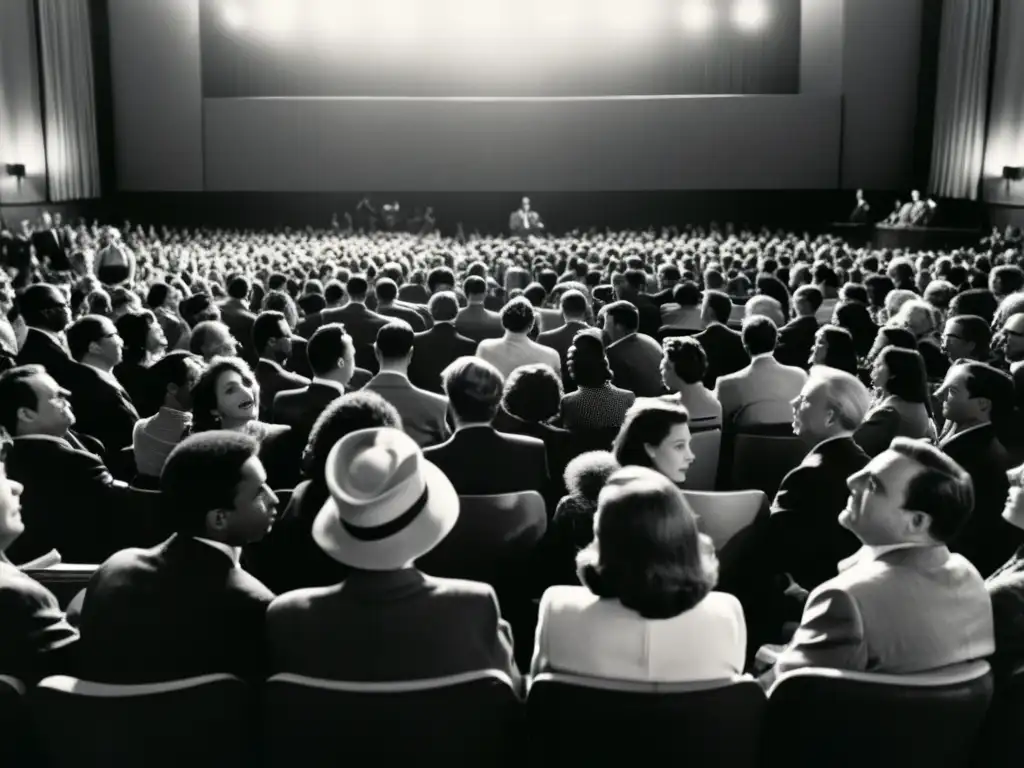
[1,660,1020,768]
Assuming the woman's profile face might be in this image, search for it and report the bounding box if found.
[871,356,890,391]
[809,331,828,367]
[644,423,695,485]
[145,321,167,354]
[213,369,257,424]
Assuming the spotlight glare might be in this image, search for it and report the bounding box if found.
[732,0,769,31]
[681,0,714,32]
[222,4,246,30]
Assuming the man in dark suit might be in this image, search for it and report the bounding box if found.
[4,219,34,289]
[694,290,750,388]
[409,292,477,394]
[374,278,426,331]
[616,269,662,339]
[0,427,79,683]
[455,276,504,344]
[65,315,139,457]
[218,276,258,366]
[601,300,664,397]
[320,276,390,373]
[775,286,822,370]
[296,280,346,340]
[273,323,357,448]
[31,212,70,274]
[78,431,278,684]
[424,357,548,496]
[0,366,137,564]
[770,368,872,591]
[537,289,591,393]
[16,284,77,389]
[266,426,520,686]
[253,311,310,422]
[936,362,1020,576]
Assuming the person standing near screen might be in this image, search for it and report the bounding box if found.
[510,197,544,237]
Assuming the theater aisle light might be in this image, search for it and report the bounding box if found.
[732,0,769,31]
[680,0,715,32]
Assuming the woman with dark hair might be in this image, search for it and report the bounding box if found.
[756,273,790,320]
[854,346,936,457]
[809,325,859,375]
[833,301,878,360]
[113,310,168,417]
[660,337,722,430]
[864,274,895,325]
[561,330,635,431]
[613,401,695,486]
[865,325,919,368]
[532,466,745,681]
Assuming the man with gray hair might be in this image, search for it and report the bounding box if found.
[769,367,872,591]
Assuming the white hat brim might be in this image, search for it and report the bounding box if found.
[312,458,459,571]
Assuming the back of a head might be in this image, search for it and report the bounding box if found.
[148,351,203,405]
[663,336,707,385]
[523,283,547,308]
[18,284,62,328]
[559,289,588,319]
[672,281,701,308]
[346,275,369,300]
[307,323,352,377]
[601,300,639,334]
[227,276,250,301]
[876,325,918,352]
[375,321,414,360]
[463,275,487,299]
[441,356,504,423]
[502,363,562,423]
[794,285,824,314]
[962,361,1015,420]
[702,290,732,324]
[428,291,459,322]
[887,437,974,543]
[563,450,620,503]
[324,280,346,305]
[745,295,785,327]
[879,346,928,403]
[252,311,288,354]
[374,278,399,305]
[501,296,535,334]
[741,315,778,356]
[305,391,402,482]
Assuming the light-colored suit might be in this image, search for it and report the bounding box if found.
[362,371,451,448]
[476,333,562,381]
[531,586,746,683]
[775,545,994,677]
[713,354,808,427]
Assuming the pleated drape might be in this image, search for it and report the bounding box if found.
[37,0,101,201]
[982,0,1024,192]
[928,0,993,200]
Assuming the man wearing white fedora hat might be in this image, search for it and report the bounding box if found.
[265,427,521,688]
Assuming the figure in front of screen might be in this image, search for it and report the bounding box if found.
[509,197,544,237]
[848,189,871,224]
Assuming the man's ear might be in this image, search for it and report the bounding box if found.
[205,508,230,534]
[907,510,931,536]
[16,406,35,425]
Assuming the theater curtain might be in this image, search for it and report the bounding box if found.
[928,0,993,200]
[982,0,1024,203]
[37,0,101,201]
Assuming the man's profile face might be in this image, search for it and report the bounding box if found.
[22,373,75,436]
[841,450,924,546]
[0,454,25,550]
[223,457,278,545]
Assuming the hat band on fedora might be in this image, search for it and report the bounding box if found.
[341,487,430,543]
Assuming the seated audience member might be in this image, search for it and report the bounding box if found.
[66,314,141,456]
[612,401,695,487]
[147,282,191,351]
[770,367,872,590]
[455,275,504,344]
[891,299,948,381]
[997,311,1024,371]
[265,427,521,687]
[253,311,309,422]
[601,300,664,397]
[537,289,592,393]
[114,310,167,417]
[409,291,479,394]
[987,463,1024,680]
[855,347,936,457]
[715,317,807,428]
[15,284,76,389]
[659,281,704,332]
[809,325,859,375]
[865,325,919,368]
[541,451,621,587]
[948,288,998,326]
[532,466,745,682]
[317,276,389,373]
[424,357,548,496]
[0,427,79,682]
[561,330,636,432]
[0,365,133,564]
[745,294,786,328]
[218,276,258,365]
[694,290,750,388]
[763,439,994,683]
[373,277,426,331]
[833,301,878,360]
[246,392,402,595]
[78,432,278,684]
[659,337,723,431]
[132,352,205,483]
[189,319,237,362]
[364,321,450,448]
[936,362,1019,575]
[774,286,821,370]
[941,314,991,364]
[273,323,360,446]
[476,296,560,380]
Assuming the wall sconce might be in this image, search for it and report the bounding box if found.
[1004,166,1024,194]
[4,163,26,183]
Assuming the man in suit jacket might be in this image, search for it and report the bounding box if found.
[537,289,591,392]
[936,362,1020,576]
[78,432,277,684]
[319,276,390,373]
[0,366,138,565]
[0,430,79,682]
[219,277,258,365]
[715,317,807,428]
[408,292,477,394]
[31,212,71,273]
[770,368,872,591]
[616,269,663,339]
[764,439,994,683]
[374,278,427,331]
[455,276,504,344]
[694,290,749,389]
[363,322,450,448]
[15,284,77,388]
[295,280,347,340]
[65,315,140,457]
[508,196,543,237]
[600,300,664,397]
[774,286,822,370]
[476,297,562,381]
[424,357,548,496]
[253,311,310,422]
[266,427,520,687]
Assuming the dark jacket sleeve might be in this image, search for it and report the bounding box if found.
[853,407,899,458]
[0,578,79,683]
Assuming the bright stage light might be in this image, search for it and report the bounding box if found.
[680,0,714,32]
[732,0,769,31]
[222,4,246,30]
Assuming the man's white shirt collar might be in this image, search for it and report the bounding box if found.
[192,536,241,567]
